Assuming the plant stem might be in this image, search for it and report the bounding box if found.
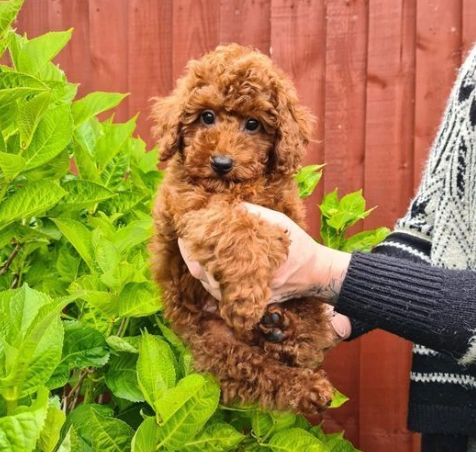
[1,243,22,275]
[116,317,129,337]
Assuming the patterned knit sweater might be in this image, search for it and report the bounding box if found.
[336,43,476,437]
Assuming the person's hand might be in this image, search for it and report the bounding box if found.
[178,203,353,339]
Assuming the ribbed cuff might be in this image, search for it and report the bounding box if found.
[335,253,474,361]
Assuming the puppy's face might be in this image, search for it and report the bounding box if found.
[153,44,314,188]
[178,86,276,185]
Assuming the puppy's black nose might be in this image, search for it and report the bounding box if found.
[211,155,234,175]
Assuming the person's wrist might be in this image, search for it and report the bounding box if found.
[308,245,352,306]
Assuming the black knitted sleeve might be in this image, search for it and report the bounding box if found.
[346,232,432,340]
[336,252,476,363]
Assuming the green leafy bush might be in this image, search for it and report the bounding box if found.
[0,1,387,450]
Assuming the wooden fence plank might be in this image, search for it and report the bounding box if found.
[360,0,418,451]
[414,0,462,186]
[127,0,173,143]
[219,0,271,54]
[172,0,220,81]
[462,0,476,56]
[269,0,326,238]
[88,0,130,122]
[48,0,93,99]
[320,0,369,445]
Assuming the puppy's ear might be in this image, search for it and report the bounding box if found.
[273,89,315,175]
[151,94,183,162]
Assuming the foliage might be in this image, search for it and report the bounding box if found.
[296,166,390,251]
[0,2,384,450]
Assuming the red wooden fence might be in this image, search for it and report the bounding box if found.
[14,1,476,450]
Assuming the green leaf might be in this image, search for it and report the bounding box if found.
[21,104,73,171]
[0,286,65,399]
[342,227,390,253]
[118,282,162,318]
[106,336,140,354]
[112,220,152,254]
[131,417,160,452]
[96,117,136,169]
[267,428,328,452]
[64,404,114,451]
[0,181,66,228]
[17,91,51,150]
[105,353,144,403]
[61,179,115,211]
[0,72,48,105]
[38,397,66,452]
[72,92,128,127]
[0,0,25,38]
[137,332,176,409]
[294,164,325,199]
[17,30,73,76]
[328,389,349,409]
[0,151,25,180]
[73,135,101,184]
[90,409,133,452]
[48,321,109,389]
[0,387,49,452]
[155,374,220,450]
[181,422,245,452]
[52,218,94,271]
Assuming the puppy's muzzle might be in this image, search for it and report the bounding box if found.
[211,155,234,175]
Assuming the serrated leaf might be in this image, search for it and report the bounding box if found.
[0,151,25,180]
[48,321,109,389]
[72,92,128,127]
[328,389,349,409]
[17,30,73,76]
[112,220,152,254]
[118,282,162,318]
[64,404,115,451]
[251,411,274,439]
[61,179,115,211]
[38,397,66,452]
[181,422,245,452]
[295,164,325,199]
[0,181,66,228]
[267,428,328,452]
[105,353,144,403]
[342,227,390,253]
[52,218,94,271]
[131,417,160,452]
[156,318,185,353]
[90,409,133,452]
[21,104,73,171]
[0,0,25,38]
[0,72,48,105]
[96,117,136,169]
[137,332,176,410]
[106,335,140,354]
[155,374,220,450]
[0,286,66,399]
[17,91,51,149]
[0,386,48,452]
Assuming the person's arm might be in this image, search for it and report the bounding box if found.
[348,231,432,340]
[335,252,476,365]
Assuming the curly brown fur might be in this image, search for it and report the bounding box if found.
[150,44,335,415]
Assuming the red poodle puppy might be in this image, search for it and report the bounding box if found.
[150,44,335,415]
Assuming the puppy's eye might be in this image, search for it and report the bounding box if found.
[200,110,215,126]
[244,118,261,134]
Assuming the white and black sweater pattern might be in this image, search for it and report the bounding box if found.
[348,44,476,436]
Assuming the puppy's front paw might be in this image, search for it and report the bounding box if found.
[220,284,270,333]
